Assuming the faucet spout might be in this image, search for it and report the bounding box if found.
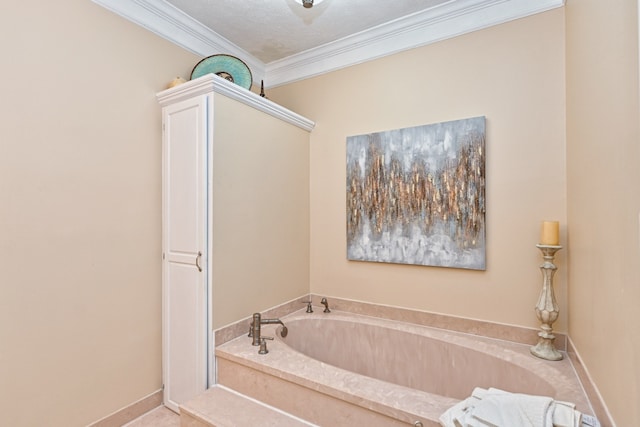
[260,318,288,338]
[320,297,331,313]
[250,312,288,347]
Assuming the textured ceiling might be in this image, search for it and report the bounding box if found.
[164,0,451,63]
[93,0,565,86]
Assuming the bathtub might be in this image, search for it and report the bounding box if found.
[215,310,592,426]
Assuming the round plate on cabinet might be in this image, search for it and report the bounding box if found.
[190,54,253,90]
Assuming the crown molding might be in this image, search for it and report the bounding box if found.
[157,74,315,132]
[94,0,564,88]
[266,0,565,87]
[92,0,266,83]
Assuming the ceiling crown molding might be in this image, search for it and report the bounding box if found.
[266,0,564,87]
[92,0,266,82]
[93,0,564,88]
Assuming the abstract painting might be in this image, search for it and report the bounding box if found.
[346,116,486,270]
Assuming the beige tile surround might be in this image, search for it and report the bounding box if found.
[89,295,613,426]
[215,294,565,348]
[215,294,613,427]
[180,385,317,427]
[217,358,415,427]
[216,308,586,426]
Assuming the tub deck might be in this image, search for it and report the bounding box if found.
[216,310,593,426]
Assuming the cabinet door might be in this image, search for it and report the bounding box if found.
[162,95,209,412]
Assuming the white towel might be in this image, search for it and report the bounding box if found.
[439,388,584,427]
[471,388,554,426]
[438,394,484,427]
[552,401,582,427]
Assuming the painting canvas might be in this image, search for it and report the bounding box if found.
[346,116,486,270]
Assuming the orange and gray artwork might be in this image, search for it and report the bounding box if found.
[346,116,486,270]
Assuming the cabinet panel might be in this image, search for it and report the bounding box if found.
[161,94,209,412]
[164,98,207,257]
[163,261,207,412]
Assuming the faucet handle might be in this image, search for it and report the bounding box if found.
[258,336,273,355]
[302,300,313,313]
[320,297,331,313]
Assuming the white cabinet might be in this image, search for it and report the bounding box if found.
[157,74,313,412]
[160,93,209,412]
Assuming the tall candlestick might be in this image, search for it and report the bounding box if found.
[531,244,563,361]
[540,221,559,245]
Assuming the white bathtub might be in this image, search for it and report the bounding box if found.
[216,310,592,426]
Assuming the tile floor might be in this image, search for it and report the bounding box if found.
[123,406,180,427]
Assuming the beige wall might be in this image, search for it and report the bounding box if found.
[0,1,198,425]
[271,9,568,330]
[566,0,640,425]
[3,0,636,425]
[211,95,310,329]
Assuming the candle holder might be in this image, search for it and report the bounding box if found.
[531,244,563,361]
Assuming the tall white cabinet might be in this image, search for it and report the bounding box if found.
[158,89,209,413]
[157,74,314,412]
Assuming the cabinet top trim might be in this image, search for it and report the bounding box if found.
[157,74,314,132]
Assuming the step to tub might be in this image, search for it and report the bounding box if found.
[180,385,318,427]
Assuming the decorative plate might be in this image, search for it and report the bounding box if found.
[190,54,253,90]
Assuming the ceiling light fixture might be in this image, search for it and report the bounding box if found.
[294,0,325,8]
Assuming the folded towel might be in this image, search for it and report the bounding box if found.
[439,388,585,427]
[557,402,583,427]
[471,388,554,426]
[438,394,483,427]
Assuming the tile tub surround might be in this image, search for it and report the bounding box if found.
[180,385,318,427]
[214,295,312,346]
[217,357,420,427]
[213,295,626,423]
[216,311,593,426]
[214,295,566,349]
[319,296,567,349]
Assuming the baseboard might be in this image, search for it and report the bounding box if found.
[87,389,163,427]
